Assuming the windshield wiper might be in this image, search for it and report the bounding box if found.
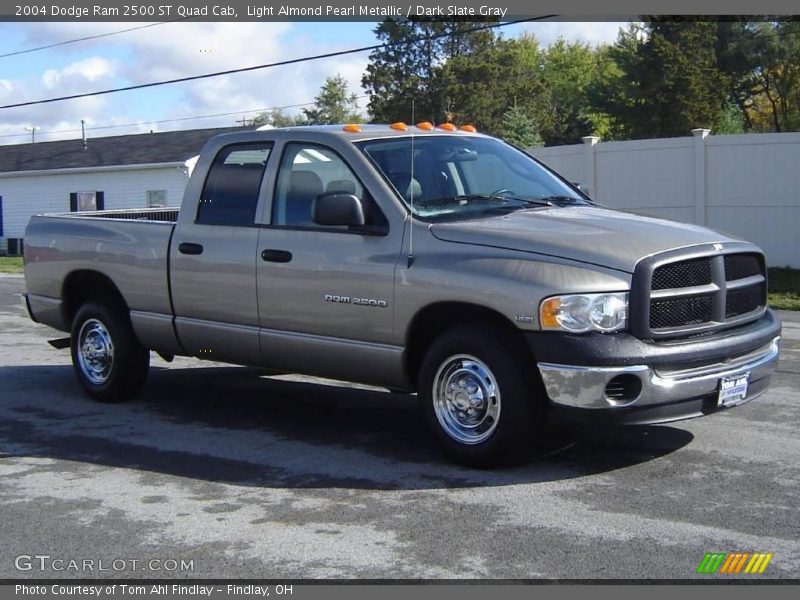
[425,194,554,207]
[533,195,593,205]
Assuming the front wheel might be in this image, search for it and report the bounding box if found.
[418,325,546,466]
[70,301,149,403]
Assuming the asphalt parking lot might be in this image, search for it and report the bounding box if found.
[0,273,798,580]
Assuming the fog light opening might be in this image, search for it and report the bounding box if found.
[605,374,643,405]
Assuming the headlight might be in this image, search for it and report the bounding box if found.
[540,292,628,333]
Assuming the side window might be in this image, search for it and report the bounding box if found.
[272,143,387,229]
[196,142,272,226]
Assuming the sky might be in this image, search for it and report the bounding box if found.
[0,20,628,146]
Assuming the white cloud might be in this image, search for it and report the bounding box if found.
[1,22,373,144]
[41,56,116,89]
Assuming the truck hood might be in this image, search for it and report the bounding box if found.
[429,206,743,273]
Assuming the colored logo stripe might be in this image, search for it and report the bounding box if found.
[697,553,726,573]
[697,552,773,574]
[745,553,773,574]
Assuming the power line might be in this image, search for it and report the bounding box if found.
[0,16,557,111]
[0,96,370,140]
[0,19,187,59]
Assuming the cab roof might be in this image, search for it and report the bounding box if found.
[255,123,490,142]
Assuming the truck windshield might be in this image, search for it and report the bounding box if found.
[358,135,588,221]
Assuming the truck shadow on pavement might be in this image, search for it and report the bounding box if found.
[0,364,694,490]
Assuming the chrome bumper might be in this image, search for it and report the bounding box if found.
[538,336,780,411]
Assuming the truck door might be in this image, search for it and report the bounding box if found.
[255,142,404,384]
[170,142,272,365]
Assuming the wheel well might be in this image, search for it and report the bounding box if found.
[62,270,128,326]
[404,302,534,385]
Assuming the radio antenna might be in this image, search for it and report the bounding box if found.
[407,100,415,268]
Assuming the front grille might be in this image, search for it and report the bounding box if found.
[650,295,713,329]
[724,253,762,281]
[652,258,712,290]
[726,283,765,318]
[633,249,767,339]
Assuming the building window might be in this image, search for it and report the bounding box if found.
[70,191,105,212]
[147,190,167,208]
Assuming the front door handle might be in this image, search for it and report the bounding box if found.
[178,242,204,255]
[261,249,292,263]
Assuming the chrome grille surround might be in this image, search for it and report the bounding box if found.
[630,242,767,340]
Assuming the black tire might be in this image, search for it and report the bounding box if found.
[70,300,150,403]
[418,324,546,467]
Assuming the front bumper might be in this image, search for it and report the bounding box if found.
[530,310,781,425]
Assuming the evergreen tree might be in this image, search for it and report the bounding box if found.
[597,20,730,138]
[498,105,543,148]
[362,19,496,124]
[302,75,362,125]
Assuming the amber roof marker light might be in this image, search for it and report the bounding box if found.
[342,124,362,133]
[416,121,434,131]
[459,125,477,133]
[438,123,457,131]
[390,122,408,131]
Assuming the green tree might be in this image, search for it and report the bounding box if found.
[250,108,301,128]
[498,105,543,148]
[537,39,615,144]
[302,75,362,125]
[597,20,730,138]
[439,35,546,134]
[716,101,746,134]
[362,18,496,124]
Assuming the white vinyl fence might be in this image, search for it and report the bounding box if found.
[529,131,800,268]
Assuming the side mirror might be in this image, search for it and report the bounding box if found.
[312,193,365,227]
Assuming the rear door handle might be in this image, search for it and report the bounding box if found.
[261,249,292,263]
[178,242,204,255]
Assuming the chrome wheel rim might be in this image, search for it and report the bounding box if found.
[432,354,501,445]
[77,318,114,385]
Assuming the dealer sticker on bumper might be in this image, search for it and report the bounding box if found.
[718,372,750,407]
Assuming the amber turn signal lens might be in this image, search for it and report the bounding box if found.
[342,124,362,133]
[540,298,561,329]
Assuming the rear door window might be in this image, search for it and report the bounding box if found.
[196,143,272,226]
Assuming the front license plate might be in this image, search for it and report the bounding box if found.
[718,372,750,407]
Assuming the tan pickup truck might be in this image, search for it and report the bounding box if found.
[23,124,781,465]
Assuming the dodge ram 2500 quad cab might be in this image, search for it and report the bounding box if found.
[23,124,781,465]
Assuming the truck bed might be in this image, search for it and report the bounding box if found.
[23,209,179,350]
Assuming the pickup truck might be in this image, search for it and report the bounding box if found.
[23,124,782,466]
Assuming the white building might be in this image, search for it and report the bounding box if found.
[0,126,244,255]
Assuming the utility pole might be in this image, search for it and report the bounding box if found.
[25,126,39,143]
[235,115,249,127]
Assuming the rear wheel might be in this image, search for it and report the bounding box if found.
[70,301,149,403]
[418,324,546,466]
